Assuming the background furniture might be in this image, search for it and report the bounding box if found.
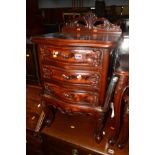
[117,87,129,149]
[26,42,40,84]
[108,34,129,147]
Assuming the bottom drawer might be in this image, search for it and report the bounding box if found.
[44,82,99,106]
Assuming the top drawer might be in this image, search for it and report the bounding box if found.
[39,45,103,67]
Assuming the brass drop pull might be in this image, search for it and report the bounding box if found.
[76,74,82,80]
[53,50,59,58]
[62,74,72,80]
[70,125,75,129]
[72,149,79,155]
[63,93,71,98]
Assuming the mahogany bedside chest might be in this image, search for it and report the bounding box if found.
[32,12,122,143]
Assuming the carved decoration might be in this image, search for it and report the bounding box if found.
[40,46,102,67]
[62,12,121,33]
[89,74,100,87]
[42,65,100,87]
[87,49,101,66]
[43,66,51,79]
[61,73,100,87]
[40,46,50,60]
[44,84,55,95]
[44,84,99,105]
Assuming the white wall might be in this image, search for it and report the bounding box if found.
[38,0,129,8]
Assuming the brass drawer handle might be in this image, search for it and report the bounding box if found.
[62,74,82,80]
[63,93,71,98]
[62,74,72,80]
[52,50,59,58]
[72,149,79,155]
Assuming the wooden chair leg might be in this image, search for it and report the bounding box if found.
[109,75,128,145]
[45,104,57,127]
[117,92,129,149]
[94,112,109,143]
[34,100,57,133]
[94,75,118,143]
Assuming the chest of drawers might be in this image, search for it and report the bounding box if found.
[39,44,110,107]
[32,12,122,143]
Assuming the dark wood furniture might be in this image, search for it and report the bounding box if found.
[31,12,122,143]
[26,43,40,84]
[26,84,129,155]
[117,88,129,149]
[62,12,121,33]
[26,0,44,84]
[108,34,129,148]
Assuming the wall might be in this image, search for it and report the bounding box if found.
[38,0,129,8]
[37,0,129,32]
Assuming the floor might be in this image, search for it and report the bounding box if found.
[26,84,129,155]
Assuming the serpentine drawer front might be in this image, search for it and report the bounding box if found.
[44,82,99,106]
[42,65,101,89]
[39,45,103,67]
[38,44,110,107]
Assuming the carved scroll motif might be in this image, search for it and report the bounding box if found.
[89,74,100,87]
[43,65,100,88]
[43,66,51,79]
[44,84,55,96]
[86,49,101,67]
[63,12,121,32]
[40,46,102,67]
[44,84,99,105]
[40,46,51,62]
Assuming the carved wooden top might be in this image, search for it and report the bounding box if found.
[32,12,122,49]
[62,12,122,33]
[32,32,122,48]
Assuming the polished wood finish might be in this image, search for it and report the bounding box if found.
[31,12,122,143]
[108,34,129,147]
[26,84,129,155]
[109,71,129,145]
[117,89,129,149]
[62,12,122,33]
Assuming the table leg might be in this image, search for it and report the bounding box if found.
[117,92,129,149]
[109,75,128,145]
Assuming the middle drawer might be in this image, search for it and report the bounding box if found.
[42,65,101,89]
